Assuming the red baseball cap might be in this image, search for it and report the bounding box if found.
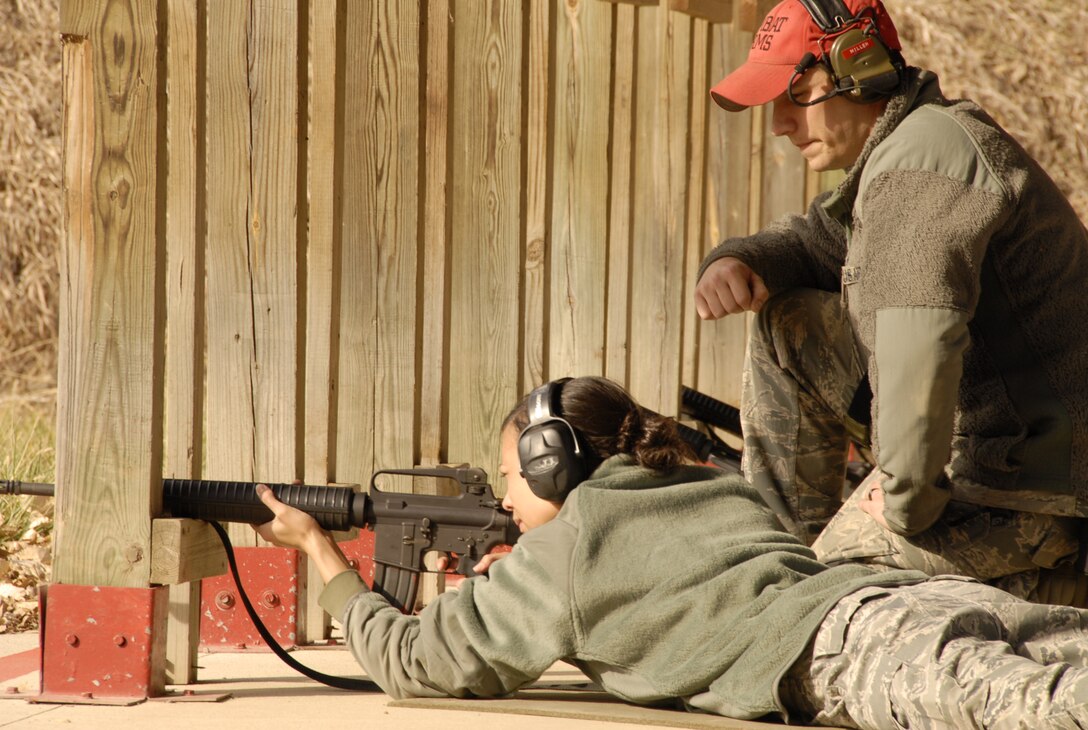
[710,0,901,111]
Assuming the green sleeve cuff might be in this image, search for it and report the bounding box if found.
[318,569,369,620]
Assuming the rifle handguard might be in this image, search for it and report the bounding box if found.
[163,479,367,532]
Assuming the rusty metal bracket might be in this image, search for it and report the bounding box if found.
[36,583,168,703]
[199,546,300,652]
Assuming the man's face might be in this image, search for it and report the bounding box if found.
[770,66,887,172]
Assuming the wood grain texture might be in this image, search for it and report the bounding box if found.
[304,0,344,489]
[695,11,753,407]
[446,0,523,478]
[549,0,612,378]
[150,519,227,585]
[54,1,165,587]
[670,0,733,24]
[521,0,550,392]
[164,0,205,483]
[335,0,420,492]
[604,4,636,386]
[302,0,345,644]
[680,18,710,388]
[162,0,205,683]
[204,0,257,514]
[627,3,690,415]
[420,0,452,466]
[205,0,303,545]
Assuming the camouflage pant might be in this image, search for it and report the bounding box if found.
[780,579,1088,729]
[744,289,1082,600]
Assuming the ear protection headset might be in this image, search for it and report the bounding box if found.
[791,0,902,106]
[517,379,589,502]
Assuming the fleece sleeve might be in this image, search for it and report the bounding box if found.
[319,521,579,699]
[696,190,847,295]
[854,109,1011,535]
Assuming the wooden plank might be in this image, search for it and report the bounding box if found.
[420,0,452,466]
[737,0,778,32]
[54,1,165,587]
[604,4,636,385]
[695,7,754,407]
[304,0,344,496]
[302,0,345,644]
[165,583,200,684]
[336,0,420,491]
[521,0,550,392]
[549,0,613,378]
[164,0,205,493]
[163,0,205,685]
[681,18,711,388]
[205,0,303,546]
[59,0,96,35]
[204,1,257,540]
[247,0,303,487]
[670,0,732,24]
[150,519,227,585]
[447,0,523,479]
[627,3,691,415]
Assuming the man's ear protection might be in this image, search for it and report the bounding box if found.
[517,379,589,502]
[795,0,901,105]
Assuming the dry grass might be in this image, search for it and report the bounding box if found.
[0,0,61,401]
[889,0,1088,221]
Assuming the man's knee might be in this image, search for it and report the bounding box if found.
[749,289,847,372]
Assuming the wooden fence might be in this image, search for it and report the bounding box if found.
[53,0,827,673]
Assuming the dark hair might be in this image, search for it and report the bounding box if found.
[502,376,696,474]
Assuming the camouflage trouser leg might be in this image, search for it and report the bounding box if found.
[812,469,1083,601]
[784,579,1088,729]
[742,288,864,543]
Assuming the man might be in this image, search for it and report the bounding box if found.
[695,0,1088,602]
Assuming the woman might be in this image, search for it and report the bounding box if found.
[255,376,1088,728]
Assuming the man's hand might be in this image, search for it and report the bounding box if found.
[695,256,769,320]
[857,476,891,530]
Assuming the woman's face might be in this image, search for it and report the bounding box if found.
[499,425,561,533]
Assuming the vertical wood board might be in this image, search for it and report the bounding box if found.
[627,4,691,415]
[695,14,753,407]
[548,0,613,379]
[54,1,165,587]
[446,0,524,478]
[335,1,420,490]
[604,4,637,386]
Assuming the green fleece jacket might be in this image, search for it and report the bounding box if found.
[321,457,924,720]
[698,68,1088,535]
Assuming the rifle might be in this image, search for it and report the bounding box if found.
[1,466,518,614]
[3,466,517,691]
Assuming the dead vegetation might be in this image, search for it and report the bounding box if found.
[890,0,1088,221]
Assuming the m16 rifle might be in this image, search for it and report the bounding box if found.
[2,466,518,691]
[2,465,517,612]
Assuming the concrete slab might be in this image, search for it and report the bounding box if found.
[0,631,818,729]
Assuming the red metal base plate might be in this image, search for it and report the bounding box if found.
[200,546,300,651]
[40,584,168,701]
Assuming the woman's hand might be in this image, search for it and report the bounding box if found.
[434,551,508,576]
[252,484,352,584]
[253,483,323,551]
